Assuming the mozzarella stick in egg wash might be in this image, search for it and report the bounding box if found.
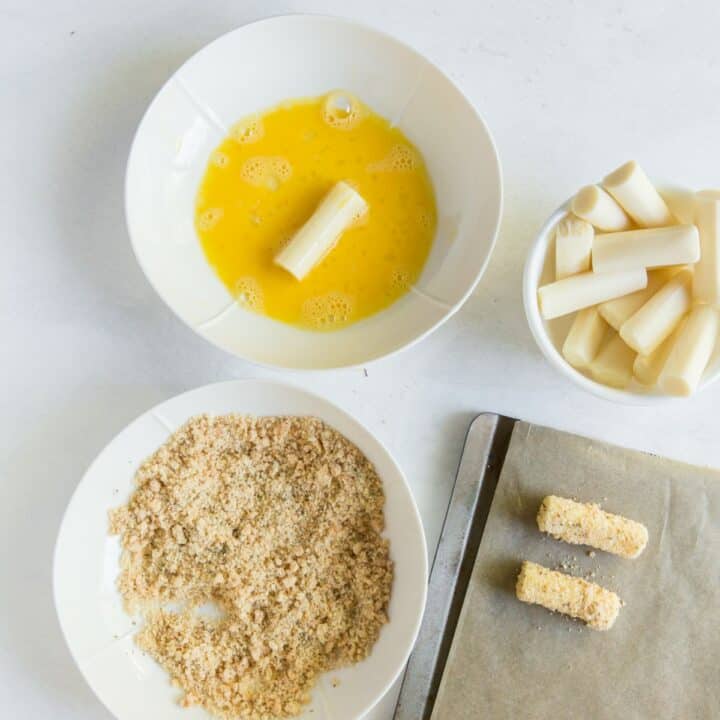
[516,561,621,631]
[275,181,368,280]
[537,495,648,559]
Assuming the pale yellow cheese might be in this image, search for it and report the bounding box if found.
[659,304,719,396]
[620,269,693,355]
[598,267,680,331]
[562,308,608,368]
[633,325,683,386]
[693,190,720,306]
[602,160,673,227]
[589,333,636,388]
[592,225,700,273]
[572,185,631,232]
[555,215,593,279]
[538,269,647,320]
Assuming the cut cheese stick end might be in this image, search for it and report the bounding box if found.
[659,305,720,396]
[555,215,593,279]
[663,187,697,225]
[516,561,621,631]
[274,181,368,280]
[562,307,608,368]
[592,225,700,273]
[571,185,632,232]
[603,161,673,227]
[538,269,647,320]
[598,267,680,331]
[693,191,720,306]
[589,332,636,388]
[633,325,682,386]
[537,495,648,559]
[620,269,692,355]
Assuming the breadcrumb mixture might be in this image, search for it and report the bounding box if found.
[109,414,393,719]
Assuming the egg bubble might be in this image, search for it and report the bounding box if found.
[391,268,410,291]
[230,115,264,144]
[196,207,223,231]
[417,208,435,231]
[240,156,292,189]
[302,292,354,329]
[368,144,419,173]
[322,91,365,130]
[234,277,263,312]
[210,151,230,168]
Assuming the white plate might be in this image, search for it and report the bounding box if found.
[53,379,428,720]
[125,15,502,369]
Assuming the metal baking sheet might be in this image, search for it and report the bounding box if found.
[393,413,514,720]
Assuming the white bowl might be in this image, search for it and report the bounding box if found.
[125,15,502,370]
[523,196,720,404]
[53,379,427,720]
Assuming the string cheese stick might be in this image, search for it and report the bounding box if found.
[562,308,608,368]
[693,190,720,305]
[659,305,719,396]
[598,267,681,330]
[555,215,593,279]
[274,181,367,280]
[538,269,647,320]
[537,495,648,559]
[571,185,632,231]
[589,332,636,388]
[620,270,693,355]
[663,187,697,225]
[633,325,683,386]
[602,160,673,227]
[515,561,621,631]
[592,225,700,273]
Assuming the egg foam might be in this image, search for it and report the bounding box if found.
[195,91,437,331]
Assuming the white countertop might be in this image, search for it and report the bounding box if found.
[3,1,720,718]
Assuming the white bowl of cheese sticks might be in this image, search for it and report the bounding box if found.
[524,160,720,404]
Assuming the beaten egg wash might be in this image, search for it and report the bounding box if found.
[195,91,437,330]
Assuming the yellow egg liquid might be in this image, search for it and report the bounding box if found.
[195,92,437,330]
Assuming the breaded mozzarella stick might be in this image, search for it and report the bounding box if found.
[516,561,621,631]
[537,495,648,558]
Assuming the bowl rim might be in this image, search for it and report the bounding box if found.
[523,195,720,406]
[123,13,503,372]
[52,377,429,720]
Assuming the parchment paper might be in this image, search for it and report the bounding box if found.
[432,421,720,720]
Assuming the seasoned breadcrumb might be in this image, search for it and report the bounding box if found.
[516,560,621,631]
[537,495,648,558]
[109,414,393,719]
